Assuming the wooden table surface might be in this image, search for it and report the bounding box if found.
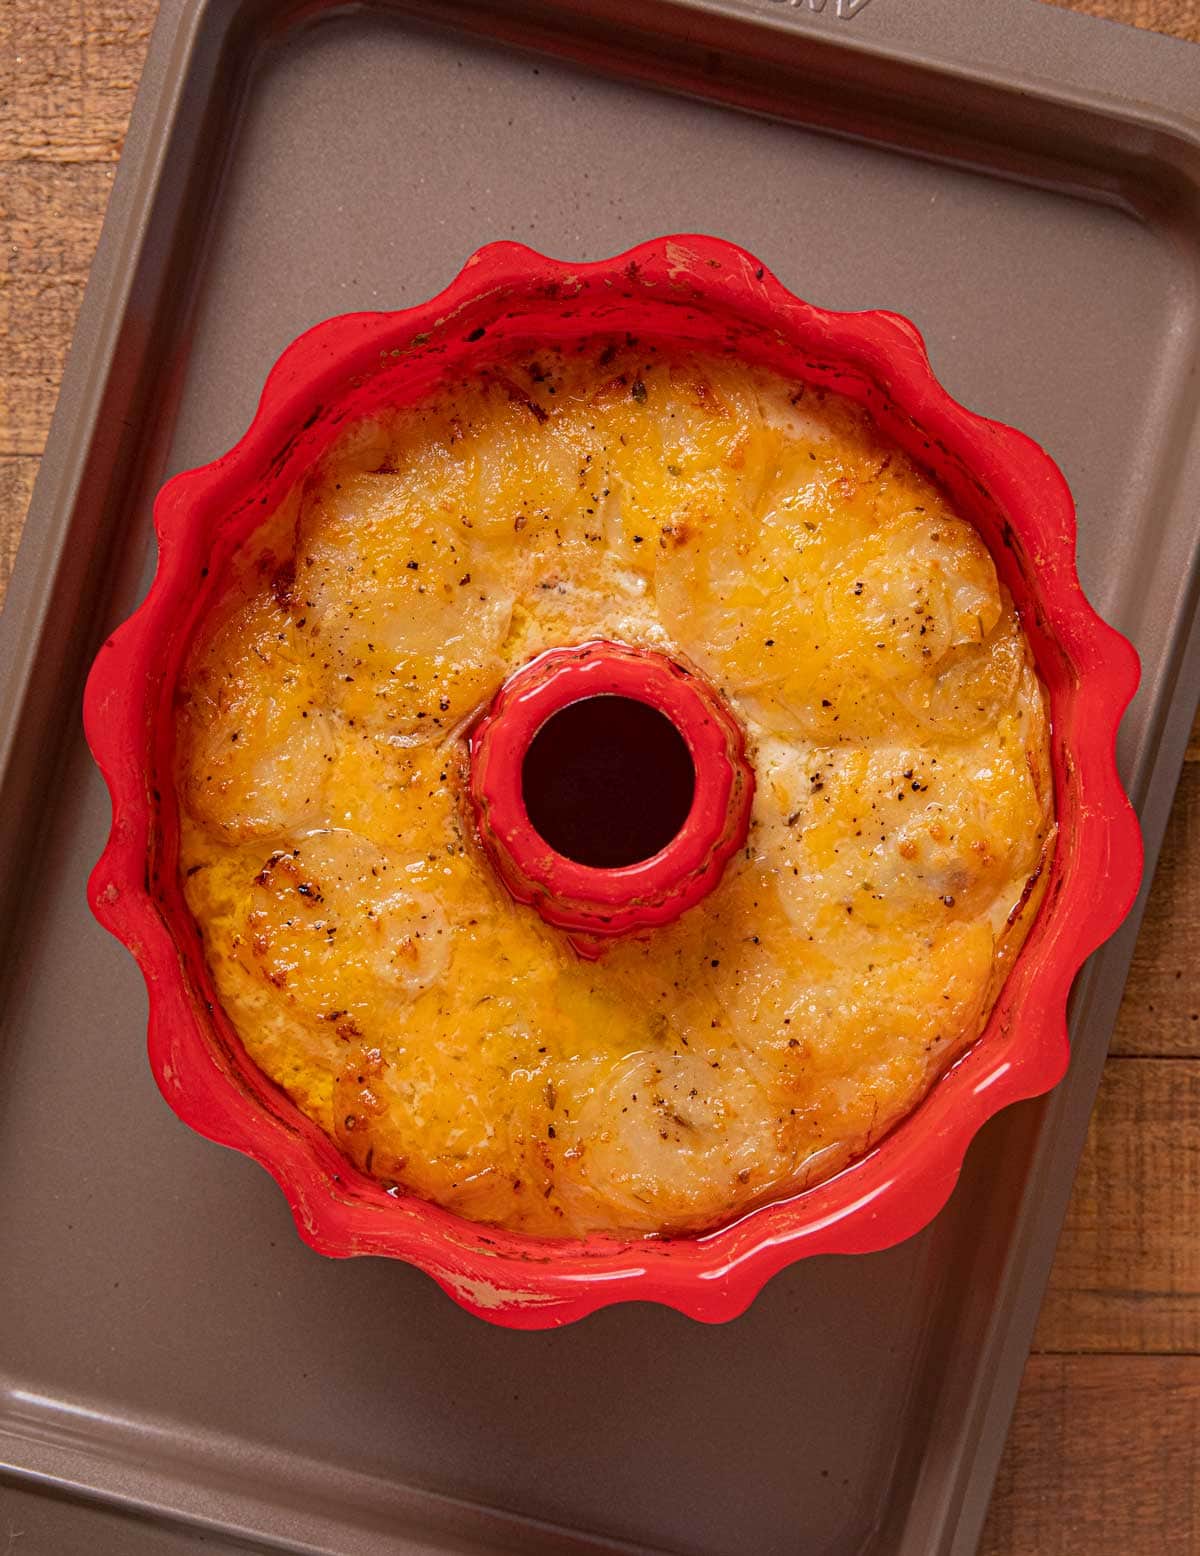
[1,1,1197,1550]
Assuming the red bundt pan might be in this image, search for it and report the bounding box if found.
[84,237,1142,1329]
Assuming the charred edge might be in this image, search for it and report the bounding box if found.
[271,560,296,611]
[495,375,549,424]
[1006,851,1046,929]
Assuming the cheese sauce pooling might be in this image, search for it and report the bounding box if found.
[176,346,1055,1237]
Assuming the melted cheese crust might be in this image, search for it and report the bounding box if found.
[176,346,1054,1238]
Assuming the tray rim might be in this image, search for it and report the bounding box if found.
[410,0,1200,225]
[2,0,1199,1552]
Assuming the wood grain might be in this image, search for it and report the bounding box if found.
[981,1356,1200,1556]
[1045,0,1200,34]
[0,2,1197,1554]
[0,1,155,165]
[0,162,120,458]
[1113,760,1200,1059]
[0,459,38,597]
[0,2,156,473]
[1035,1058,1200,1353]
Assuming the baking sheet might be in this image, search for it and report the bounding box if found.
[1,0,1198,1551]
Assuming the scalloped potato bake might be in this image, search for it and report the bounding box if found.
[175,343,1054,1238]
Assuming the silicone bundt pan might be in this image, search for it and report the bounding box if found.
[84,237,1142,1329]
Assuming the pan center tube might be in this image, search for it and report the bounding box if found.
[468,640,755,957]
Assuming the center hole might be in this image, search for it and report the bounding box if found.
[521,695,696,869]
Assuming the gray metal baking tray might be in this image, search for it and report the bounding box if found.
[1,0,1198,1551]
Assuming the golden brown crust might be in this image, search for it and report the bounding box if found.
[176,346,1055,1238]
